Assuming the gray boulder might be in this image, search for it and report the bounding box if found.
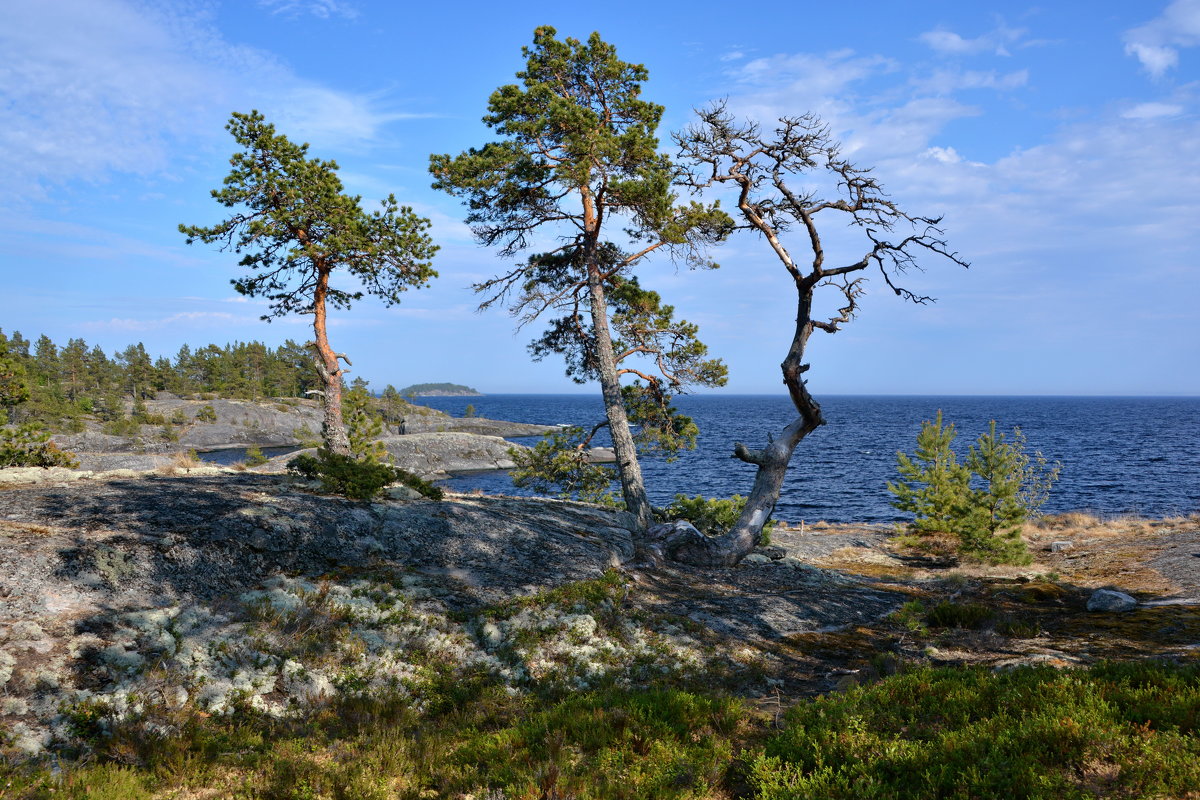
[1086,588,1138,612]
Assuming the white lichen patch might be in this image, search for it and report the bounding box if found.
[2,572,715,760]
[476,591,709,691]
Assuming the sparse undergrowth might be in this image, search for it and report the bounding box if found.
[287,449,443,501]
[2,660,1197,799]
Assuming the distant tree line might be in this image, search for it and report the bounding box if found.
[0,329,322,431]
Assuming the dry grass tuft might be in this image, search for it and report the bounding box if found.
[158,450,205,476]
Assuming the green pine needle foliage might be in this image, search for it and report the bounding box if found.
[509,427,619,506]
[889,412,1060,565]
[288,449,443,502]
[0,424,79,468]
[659,494,777,542]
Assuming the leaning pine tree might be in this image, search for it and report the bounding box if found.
[181,111,438,454]
[660,105,970,566]
[430,27,731,530]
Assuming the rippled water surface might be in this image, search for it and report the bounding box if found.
[415,395,1199,523]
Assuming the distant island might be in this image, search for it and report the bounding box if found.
[399,382,482,397]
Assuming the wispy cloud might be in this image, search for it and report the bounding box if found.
[1122,101,1185,119]
[258,0,359,20]
[1125,0,1200,77]
[917,22,1027,57]
[915,68,1029,94]
[81,311,249,332]
[0,0,421,198]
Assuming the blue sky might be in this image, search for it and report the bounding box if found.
[2,0,1198,396]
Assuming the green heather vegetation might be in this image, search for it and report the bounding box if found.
[1,593,1197,799]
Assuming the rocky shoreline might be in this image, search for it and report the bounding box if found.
[46,394,608,478]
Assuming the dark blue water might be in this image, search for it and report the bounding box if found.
[415,395,1200,523]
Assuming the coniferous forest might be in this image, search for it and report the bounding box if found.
[0,329,322,430]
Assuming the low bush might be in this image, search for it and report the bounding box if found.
[926,600,995,629]
[102,416,141,436]
[288,449,443,501]
[0,424,79,468]
[659,494,776,542]
[754,661,1200,799]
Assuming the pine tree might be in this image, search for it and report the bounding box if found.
[431,27,730,531]
[887,410,971,534]
[959,421,1031,563]
[182,110,437,454]
[344,381,386,463]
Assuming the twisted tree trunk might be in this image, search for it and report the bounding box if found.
[642,291,823,567]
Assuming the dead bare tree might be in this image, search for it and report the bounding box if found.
[642,103,969,567]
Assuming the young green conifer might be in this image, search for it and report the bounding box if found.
[887,410,971,534]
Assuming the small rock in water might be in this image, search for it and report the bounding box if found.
[1086,588,1138,612]
[1049,541,1074,552]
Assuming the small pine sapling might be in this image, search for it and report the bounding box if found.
[960,421,1032,564]
[887,410,970,535]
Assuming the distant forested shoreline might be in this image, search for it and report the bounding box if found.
[0,330,420,432]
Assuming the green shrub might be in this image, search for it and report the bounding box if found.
[926,601,995,629]
[753,662,1200,800]
[509,426,618,506]
[195,404,217,423]
[103,416,141,436]
[291,425,322,448]
[244,446,268,467]
[658,494,776,542]
[0,424,80,468]
[288,449,443,502]
[889,412,1059,565]
[169,408,188,426]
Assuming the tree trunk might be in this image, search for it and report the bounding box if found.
[586,263,654,531]
[645,291,824,567]
[311,271,351,456]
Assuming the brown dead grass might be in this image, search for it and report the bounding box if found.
[157,450,205,476]
[0,519,58,537]
[1031,511,1197,541]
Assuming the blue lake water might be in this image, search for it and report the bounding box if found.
[415,394,1200,524]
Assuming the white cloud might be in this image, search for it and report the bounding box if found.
[1122,101,1185,119]
[258,0,359,19]
[918,23,1027,57]
[1124,0,1200,77]
[916,68,1029,94]
[82,311,247,332]
[0,0,417,198]
[268,87,435,150]
[923,146,963,164]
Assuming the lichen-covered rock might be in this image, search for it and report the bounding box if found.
[1086,588,1138,612]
